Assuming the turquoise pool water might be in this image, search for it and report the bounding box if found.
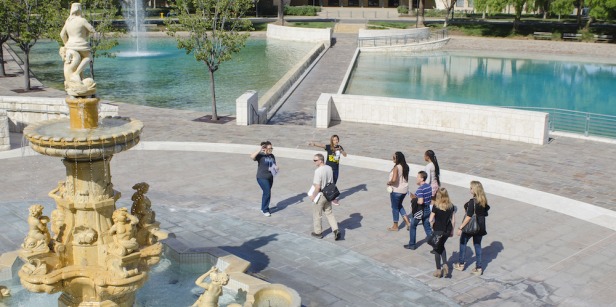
[344,51,616,116]
[26,38,315,115]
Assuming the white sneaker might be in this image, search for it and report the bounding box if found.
[262,211,271,217]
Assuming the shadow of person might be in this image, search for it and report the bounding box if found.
[219,234,278,273]
[481,241,504,270]
[332,213,364,240]
[273,192,306,212]
[338,184,368,201]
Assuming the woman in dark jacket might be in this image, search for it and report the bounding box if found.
[454,180,490,275]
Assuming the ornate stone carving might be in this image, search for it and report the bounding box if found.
[131,182,155,226]
[22,258,48,276]
[0,285,10,298]
[108,208,139,256]
[73,226,98,245]
[22,205,51,253]
[59,3,96,97]
[192,267,230,307]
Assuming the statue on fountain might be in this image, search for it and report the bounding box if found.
[60,2,96,97]
[108,208,140,256]
[131,182,168,245]
[22,204,51,254]
[192,267,230,307]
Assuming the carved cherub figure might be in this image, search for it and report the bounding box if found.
[192,267,230,307]
[130,182,155,227]
[22,204,51,253]
[108,208,139,256]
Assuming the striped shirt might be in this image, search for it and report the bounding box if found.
[415,183,432,207]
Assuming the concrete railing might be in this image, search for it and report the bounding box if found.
[0,96,119,133]
[316,94,550,145]
[266,24,333,47]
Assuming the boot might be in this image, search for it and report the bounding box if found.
[387,222,398,231]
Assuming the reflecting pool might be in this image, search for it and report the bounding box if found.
[345,51,616,116]
[26,38,315,115]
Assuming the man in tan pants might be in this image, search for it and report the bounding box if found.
[309,154,340,240]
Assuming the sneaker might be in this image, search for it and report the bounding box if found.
[453,263,465,271]
[403,244,417,250]
[311,232,323,239]
[471,267,483,276]
[334,229,340,241]
[262,211,271,217]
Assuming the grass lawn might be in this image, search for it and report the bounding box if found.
[288,21,336,28]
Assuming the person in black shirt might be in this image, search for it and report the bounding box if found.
[455,181,491,275]
[250,141,279,216]
[309,135,347,205]
[429,187,456,278]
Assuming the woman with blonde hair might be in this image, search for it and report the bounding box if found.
[455,181,491,275]
[428,188,456,278]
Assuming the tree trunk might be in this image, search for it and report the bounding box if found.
[24,49,31,90]
[277,0,285,25]
[90,58,95,79]
[417,0,425,27]
[208,68,218,121]
[576,0,583,29]
[0,44,5,77]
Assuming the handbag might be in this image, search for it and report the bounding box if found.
[462,201,480,235]
[428,231,444,247]
[321,182,340,202]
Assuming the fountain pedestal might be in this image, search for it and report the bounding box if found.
[19,94,165,306]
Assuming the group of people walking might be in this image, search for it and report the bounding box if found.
[251,136,490,277]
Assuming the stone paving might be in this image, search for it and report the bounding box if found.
[1,23,616,306]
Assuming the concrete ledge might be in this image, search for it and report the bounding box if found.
[360,37,450,52]
[266,24,332,47]
[318,93,549,145]
[358,27,430,39]
[0,96,118,132]
[0,110,9,151]
[260,43,326,120]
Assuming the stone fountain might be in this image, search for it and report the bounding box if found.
[18,3,166,306]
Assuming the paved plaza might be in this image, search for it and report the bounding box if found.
[1,22,616,306]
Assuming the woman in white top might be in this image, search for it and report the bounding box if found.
[386,152,411,231]
[424,150,441,201]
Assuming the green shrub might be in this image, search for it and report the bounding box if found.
[284,5,320,16]
[424,9,448,17]
[397,5,409,14]
[145,8,171,17]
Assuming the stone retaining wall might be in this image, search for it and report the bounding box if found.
[0,110,9,151]
[266,24,332,47]
[358,27,430,39]
[0,96,119,133]
[316,93,549,145]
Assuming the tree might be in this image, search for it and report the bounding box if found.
[165,0,253,121]
[441,0,457,26]
[510,0,529,32]
[551,0,574,19]
[416,0,425,27]
[81,0,122,78]
[587,0,616,27]
[0,0,12,77]
[8,0,63,90]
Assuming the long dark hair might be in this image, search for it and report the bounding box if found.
[394,151,409,181]
[425,149,440,186]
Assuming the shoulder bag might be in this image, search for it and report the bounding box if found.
[321,182,340,202]
[462,201,480,235]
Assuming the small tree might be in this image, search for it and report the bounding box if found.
[441,0,457,26]
[416,0,425,27]
[587,0,616,27]
[81,0,122,79]
[8,0,63,90]
[551,0,575,20]
[165,0,253,121]
[0,0,12,77]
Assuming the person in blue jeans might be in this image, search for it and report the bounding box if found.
[250,141,279,217]
[455,180,490,275]
[404,171,433,250]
